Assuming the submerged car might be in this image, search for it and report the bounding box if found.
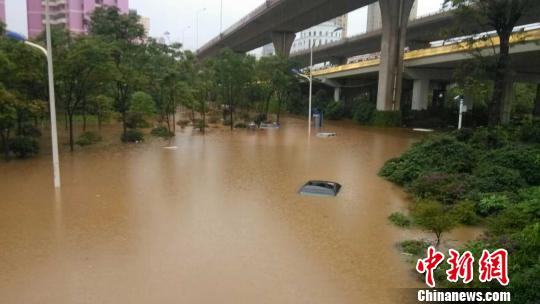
[299,180,342,197]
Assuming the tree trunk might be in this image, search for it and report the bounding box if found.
[1,130,10,161]
[98,115,102,133]
[489,32,511,126]
[276,96,282,125]
[264,92,272,121]
[68,113,74,152]
[172,107,176,133]
[534,84,540,117]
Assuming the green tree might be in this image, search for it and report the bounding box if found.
[412,200,458,246]
[55,35,114,151]
[214,49,254,130]
[88,95,114,132]
[89,7,147,137]
[445,0,540,125]
[0,88,18,160]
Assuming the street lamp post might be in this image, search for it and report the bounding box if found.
[5,0,61,188]
[195,8,206,50]
[181,26,191,48]
[220,0,223,34]
[292,39,314,136]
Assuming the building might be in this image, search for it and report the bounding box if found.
[0,0,5,24]
[366,0,418,32]
[262,15,348,57]
[27,0,129,38]
[140,16,150,37]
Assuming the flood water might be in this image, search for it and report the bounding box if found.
[0,117,479,303]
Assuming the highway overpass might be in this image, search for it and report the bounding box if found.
[309,29,540,122]
[290,10,540,66]
[197,0,379,59]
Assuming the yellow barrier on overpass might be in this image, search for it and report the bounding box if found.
[312,29,540,77]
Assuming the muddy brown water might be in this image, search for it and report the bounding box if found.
[0,117,480,303]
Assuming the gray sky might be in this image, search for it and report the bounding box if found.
[5,0,444,51]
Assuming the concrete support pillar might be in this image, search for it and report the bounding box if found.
[500,80,514,124]
[272,31,296,58]
[334,87,342,102]
[411,79,430,110]
[376,0,415,111]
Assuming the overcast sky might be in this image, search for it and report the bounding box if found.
[5,0,444,52]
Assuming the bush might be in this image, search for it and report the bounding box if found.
[399,239,430,256]
[411,200,458,246]
[234,122,247,129]
[451,201,479,225]
[472,165,526,193]
[223,118,232,126]
[388,212,412,227]
[151,126,174,139]
[126,112,150,129]
[352,99,375,124]
[477,193,511,217]
[371,111,401,127]
[121,129,144,143]
[324,101,346,120]
[76,131,102,146]
[479,145,540,185]
[409,173,473,204]
[9,136,39,158]
[379,136,476,185]
[520,119,540,143]
[469,127,509,149]
[21,125,42,138]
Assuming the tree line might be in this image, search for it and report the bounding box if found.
[0,7,301,159]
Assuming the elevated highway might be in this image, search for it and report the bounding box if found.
[197,0,378,58]
[310,29,540,120]
[290,10,540,66]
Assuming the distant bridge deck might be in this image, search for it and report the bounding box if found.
[311,29,540,80]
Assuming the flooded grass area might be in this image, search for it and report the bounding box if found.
[0,117,478,303]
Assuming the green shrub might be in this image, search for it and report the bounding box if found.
[477,193,511,216]
[469,127,509,149]
[379,136,476,185]
[520,119,540,143]
[411,200,458,246]
[324,100,346,120]
[9,136,39,158]
[388,212,412,227]
[121,129,144,143]
[151,126,174,139]
[409,172,473,204]
[126,112,150,129]
[21,125,42,138]
[480,145,540,185]
[473,165,526,193]
[451,201,479,225]
[352,99,375,124]
[76,131,102,146]
[399,239,430,256]
[234,122,247,129]
[371,111,401,127]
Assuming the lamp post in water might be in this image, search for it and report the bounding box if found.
[5,0,61,188]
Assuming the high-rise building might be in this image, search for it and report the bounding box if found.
[366,0,418,32]
[0,0,6,24]
[27,0,129,38]
[262,15,348,57]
